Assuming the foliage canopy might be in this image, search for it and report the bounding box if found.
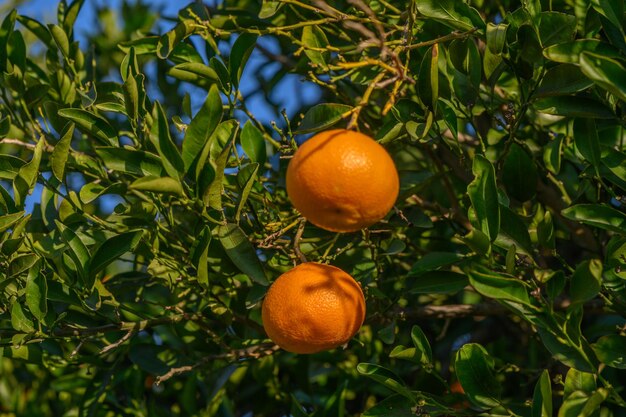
[1,0,626,416]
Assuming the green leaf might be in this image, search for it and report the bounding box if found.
[0,9,17,73]
[407,252,463,276]
[590,0,625,37]
[11,302,34,333]
[415,0,485,31]
[17,15,52,47]
[496,206,533,256]
[461,227,491,256]
[535,65,593,98]
[564,368,596,397]
[55,220,91,287]
[302,25,329,68]
[63,0,85,35]
[543,135,564,174]
[579,52,626,102]
[130,176,184,195]
[533,97,614,119]
[58,108,119,146]
[236,163,259,223]
[537,12,576,47]
[410,325,432,366]
[408,271,469,294]
[467,155,500,241]
[13,139,44,208]
[296,103,352,133]
[191,226,211,287]
[9,253,39,277]
[454,344,501,408]
[95,147,166,177]
[49,24,70,58]
[240,121,266,165]
[229,33,257,89]
[157,21,192,59]
[532,370,552,417]
[217,223,268,285]
[0,211,24,233]
[543,40,621,64]
[592,335,626,369]
[129,344,169,375]
[25,260,47,322]
[468,267,532,306]
[362,394,415,417]
[167,62,220,88]
[51,122,74,181]
[417,45,439,111]
[502,143,537,202]
[486,22,508,54]
[562,204,626,234]
[570,259,602,305]
[182,85,223,173]
[259,1,283,19]
[356,363,415,402]
[149,101,184,180]
[89,231,143,279]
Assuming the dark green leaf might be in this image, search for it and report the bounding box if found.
[259,1,283,19]
[130,176,184,195]
[49,24,70,58]
[543,39,621,64]
[533,97,614,119]
[486,22,508,54]
[362,394,415,417]
[532,370,552,417]
[570,259,602,305]
[0,9,17,73]
[58,109,119,146]
[543,135,563,174]
[167,62,220,88]
[149,101,184,179]
[296,103,352,133]
[356,363,415,402]
[0,211,24,233]
[182,85,223,173]
[468,267,532,306]
[564,368,596,397]
[415,0,485,31]
[229,33,257,89]
[562,204,626,234]
[410,325,432,366]
[56,221,91,287]
[407,251,463,276]
[240,121,266,165]
[95,147,166,177]
[13,139,44,208]
[25,260,47,322]
[408,271,469,294]
[51,122,74,181]
[16,15,52,47]
[302,25,329,68]
[236,163,259,223]
[128,344,169,375]
[157,21,192,59]
[579,52,626,102]
[454,344,501,408]
[537,12,576,47]
[417,45,439,111]
[217,223,268,285]
[11,302,34,333]
[496,205,533,256]
[592,335,626,369]
[467,155,500,241]
[535,65,593,97]
[89,231,143,279]
[503,143,537,202]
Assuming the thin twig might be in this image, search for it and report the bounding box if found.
[294,217,308,263]
[155,343,279,385]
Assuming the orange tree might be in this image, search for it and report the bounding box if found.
[1,0,626,415]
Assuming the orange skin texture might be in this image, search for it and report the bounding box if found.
[261,262,366,354]
[286,129,400,232]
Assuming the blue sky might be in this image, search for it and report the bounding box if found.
[8,0,322,214]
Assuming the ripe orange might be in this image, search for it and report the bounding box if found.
[261,262,366,354]
[286,129,400,232]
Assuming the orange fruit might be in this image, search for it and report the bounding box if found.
[261,262,366,354]
[286,129,400,232]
